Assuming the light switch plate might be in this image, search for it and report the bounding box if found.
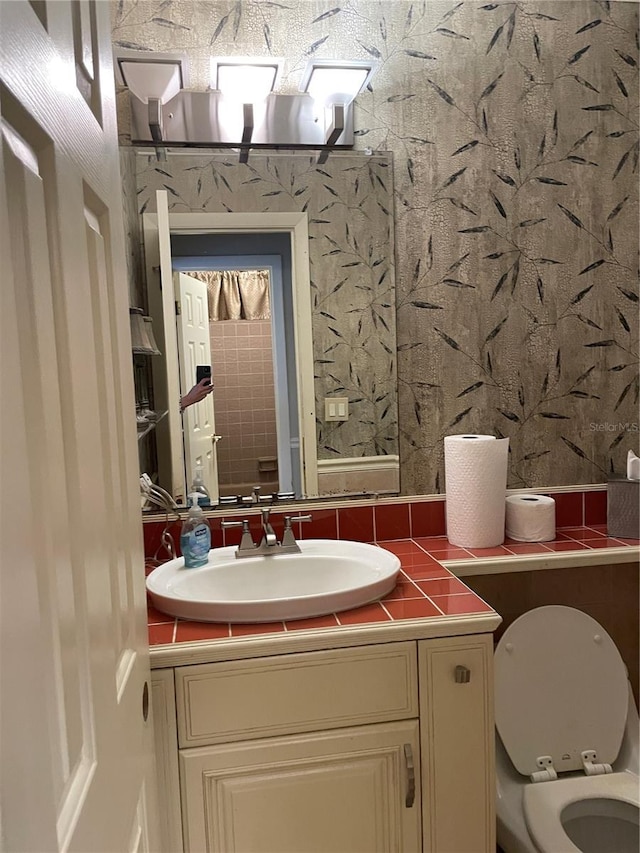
[324,396,349,421]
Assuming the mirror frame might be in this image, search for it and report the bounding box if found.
[143,203,319,502]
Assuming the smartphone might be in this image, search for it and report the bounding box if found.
[196,365,212,386]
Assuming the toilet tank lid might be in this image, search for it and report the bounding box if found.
[494,605,628,777]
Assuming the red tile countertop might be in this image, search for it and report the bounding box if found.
[147,524,638,648]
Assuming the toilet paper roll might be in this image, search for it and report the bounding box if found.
[444,434,510,548]
[505,494,556,542]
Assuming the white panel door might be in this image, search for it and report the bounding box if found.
[0,3,158,851]
[175,272,219,503]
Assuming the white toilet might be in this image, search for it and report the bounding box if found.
[494,605,640,853]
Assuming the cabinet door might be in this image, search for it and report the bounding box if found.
[180,720,421,853]
[419,635,495,853]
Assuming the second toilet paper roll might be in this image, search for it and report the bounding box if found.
[444,434,509,548]
[505,494,556,542]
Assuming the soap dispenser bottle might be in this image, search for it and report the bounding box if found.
[191,466,211,507]
[180,494,211,568]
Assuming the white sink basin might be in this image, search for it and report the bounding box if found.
[146,539,400,623]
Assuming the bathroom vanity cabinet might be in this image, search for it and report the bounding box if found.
[150,631,495,853]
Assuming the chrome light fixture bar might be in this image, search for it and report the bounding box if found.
[117,53,377,157]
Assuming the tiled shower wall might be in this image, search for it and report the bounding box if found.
[211,319,278,495]
[114,0,639,496]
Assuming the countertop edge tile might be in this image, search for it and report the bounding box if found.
[148,612,502,668]
[446,544,639,577]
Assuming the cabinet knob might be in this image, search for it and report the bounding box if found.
[212,434,223,444]
[454,665,471,684]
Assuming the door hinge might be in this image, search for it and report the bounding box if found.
[175,300,181,315]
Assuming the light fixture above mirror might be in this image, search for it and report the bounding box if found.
[116,51,377,160]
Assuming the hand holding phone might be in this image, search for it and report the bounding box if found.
[180,366,214,413]
[196,365,212,386]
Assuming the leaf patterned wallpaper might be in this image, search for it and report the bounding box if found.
[113,0,639,495]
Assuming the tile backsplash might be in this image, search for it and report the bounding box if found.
[142,486,610,560]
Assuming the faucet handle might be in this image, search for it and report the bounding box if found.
[221,519,255,552]
[281,516,296,547]
[282,514,312,531]
[281,514,311,549]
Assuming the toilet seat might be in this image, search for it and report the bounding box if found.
[523,771,640,853]
[495,606,628,776]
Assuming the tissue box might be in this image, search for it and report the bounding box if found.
[607,478,639,539]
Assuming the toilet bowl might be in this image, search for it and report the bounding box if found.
[494,605,640,853]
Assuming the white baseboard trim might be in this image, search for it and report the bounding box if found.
[317,455,400,474]
[317,455,400,497]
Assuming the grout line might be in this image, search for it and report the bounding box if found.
[379,602,393,619]
[413,539,434,557]
[393,577,427,598]
[430,592,491,610]
[426,596,446,616]
[503,544,554,555]
[420,589,476,598]
[426,549,475,559]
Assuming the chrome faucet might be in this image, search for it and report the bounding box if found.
[220,512,312,558]
[260,508,278,547]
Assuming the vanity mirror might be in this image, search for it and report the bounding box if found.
[128,150,399,507]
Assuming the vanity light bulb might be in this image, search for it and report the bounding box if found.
[214,62,278,102]
[306,67,369,108]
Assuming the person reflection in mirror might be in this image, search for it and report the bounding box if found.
[179,378,213,414]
